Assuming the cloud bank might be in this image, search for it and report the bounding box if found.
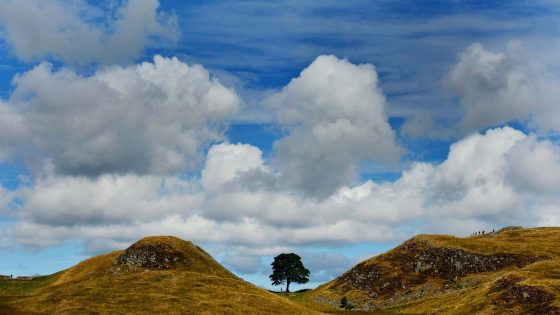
[0,42,558,282]
[0,0,178,65]
[6,127,560,258]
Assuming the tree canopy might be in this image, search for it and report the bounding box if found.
[269,253,310,293]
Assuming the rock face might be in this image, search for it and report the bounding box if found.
[116,241,188,270]
[111,236,231,276]
[336,262,406,298]
[332,239,549,299]
[405,241,547,278]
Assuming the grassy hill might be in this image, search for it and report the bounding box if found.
[0,236,313,314]
[2,228,559,314]
[309,227,560,314]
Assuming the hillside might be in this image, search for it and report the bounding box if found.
[0,236,313,314]
[2,229,559,314]
[310,227,560,314]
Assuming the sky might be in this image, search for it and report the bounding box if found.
[0,0,560,290]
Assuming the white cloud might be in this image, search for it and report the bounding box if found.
[0,0,178,65]
[11,127,559,256]
[505,136,560,194]
[200,128,560,242]
[0,101,26,162]
[426,128,527,219]
[448,43,537,133]
[0,56,239,176]
[201,143,268,192]
[404,42,560,138]
[0,44,558,277]
[267,55,403,198]
[17,174,203,227]
[534,203,560,227]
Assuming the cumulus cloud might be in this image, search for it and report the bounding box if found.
[404,42,560,138]
[16,174,203,227]
[505,135,560,194]
[448,43,537,133]
[425,128,527,220]
[412,42,560,138]
[10,127,560,256]
[1,48,558,278]
[2,127,559,283]
[201,143,269,192]
[201,128,560,242]
[267,55,403,197]
[0,56,239,176]
[0,0,178,65]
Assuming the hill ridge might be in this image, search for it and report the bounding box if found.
[0,236,314,314]
[311,226,560,314]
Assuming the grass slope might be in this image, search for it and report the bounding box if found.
[0,236,313,315]
[311,227,560,314]
[2,229,559,314]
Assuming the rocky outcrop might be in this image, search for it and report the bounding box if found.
[115,242,188,270]
[331,239,549,299]
[335,263,405,298]
[406,241,548,279]
[490,275,559,314]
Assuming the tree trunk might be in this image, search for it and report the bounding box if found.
[286,279,291,293]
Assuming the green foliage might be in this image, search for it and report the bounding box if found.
[339,296,355,310]
[269,253,310,293]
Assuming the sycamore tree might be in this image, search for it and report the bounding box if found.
[269,253,310,293]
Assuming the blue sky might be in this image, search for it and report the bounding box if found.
[1,0,560,290]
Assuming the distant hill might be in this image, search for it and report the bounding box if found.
[0,236,312,314]
[310,227,560,314]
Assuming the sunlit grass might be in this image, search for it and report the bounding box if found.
[0,237,314,315]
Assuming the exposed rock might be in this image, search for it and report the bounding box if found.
[490,275,559,314]
[406,241,548,279]
[330,239,549,302]
[115,242,188,270]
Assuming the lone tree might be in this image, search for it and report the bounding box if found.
[269,253,310,293]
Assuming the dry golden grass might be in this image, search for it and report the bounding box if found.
[0,236,314,315]
[312,227,560,314]
[2,229,559,314]
[414,227,560,257]
[380,259,560,315]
